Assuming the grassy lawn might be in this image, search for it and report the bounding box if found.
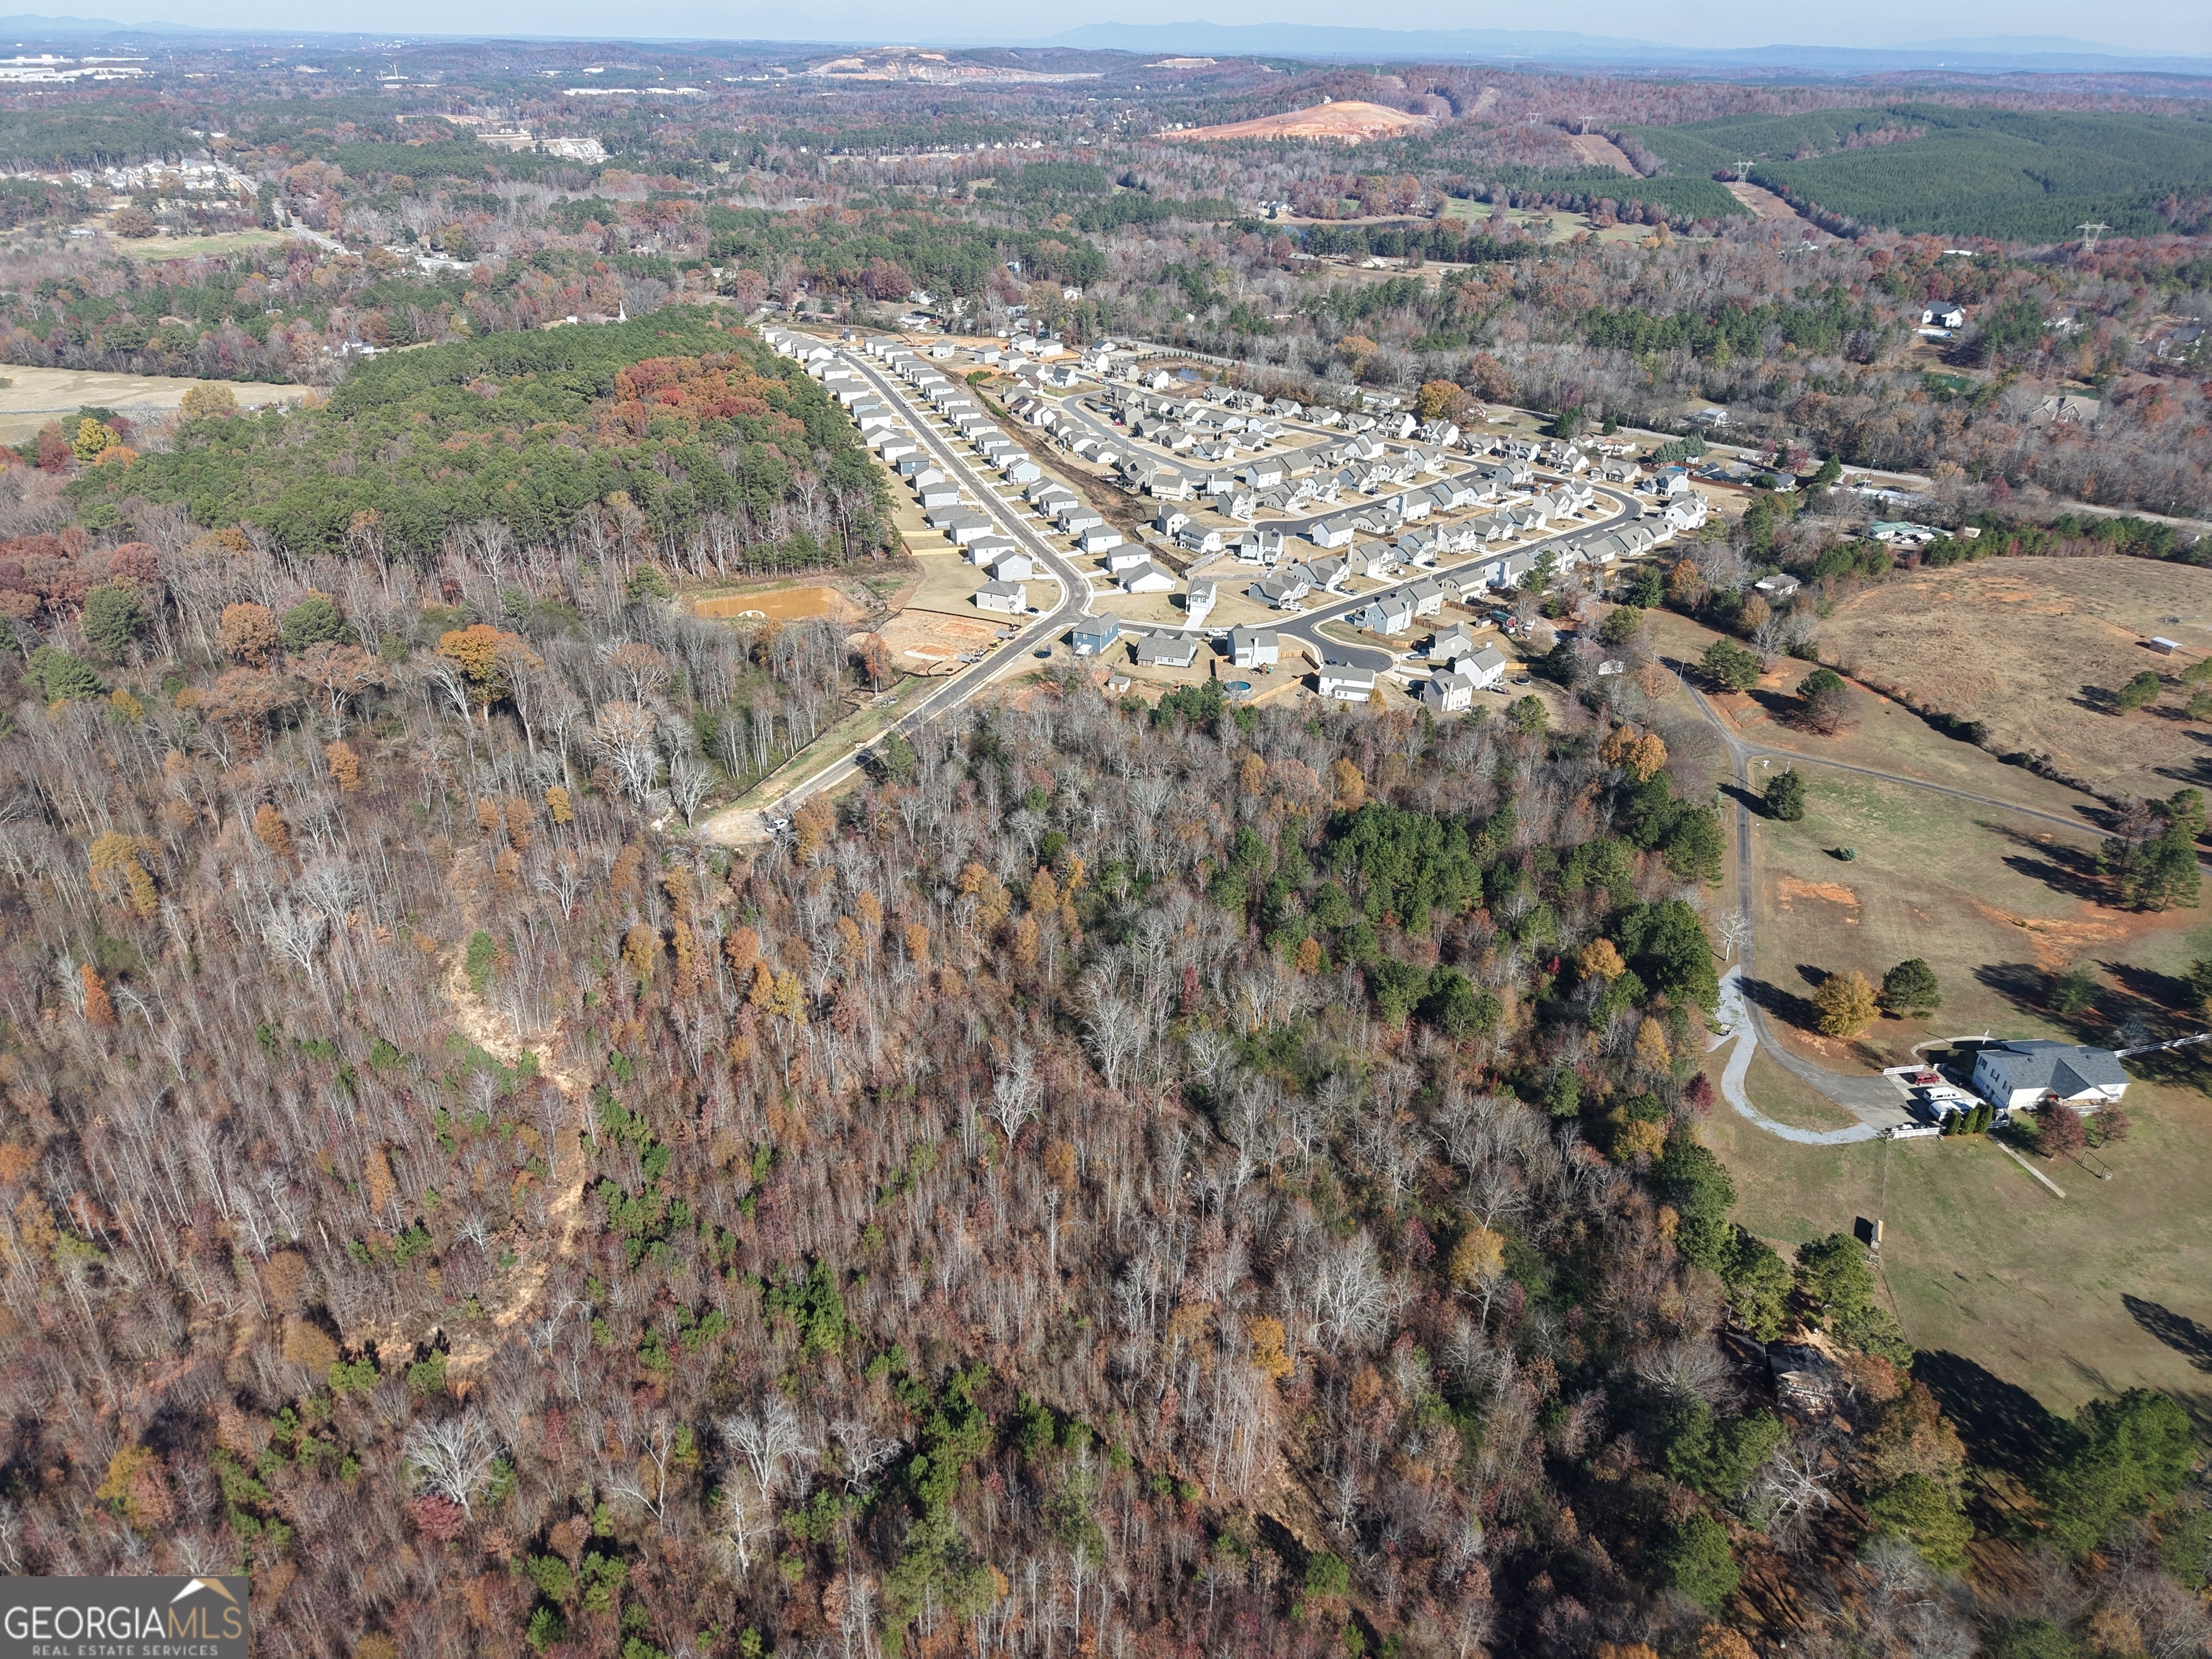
[1707,1073,2212,1417]
[1735,1048,1864,1132]
[1745,764,2210,1069]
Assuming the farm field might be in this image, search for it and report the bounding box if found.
[1645,607,2125,814]
[0,364,313,443]
[1744,764,2210,1071]
[1706,1072,2212,1423]
[1817,555,2212,806]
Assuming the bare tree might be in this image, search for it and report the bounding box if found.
[402,1413,500,1518]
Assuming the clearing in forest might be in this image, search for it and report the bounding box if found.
[1170,101,1432,144]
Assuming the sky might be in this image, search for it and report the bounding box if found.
[5,0,2202,56]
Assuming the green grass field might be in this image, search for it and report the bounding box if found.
[1707,1074,2212,1419]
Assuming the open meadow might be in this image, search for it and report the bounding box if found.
[1819,555,2212,806]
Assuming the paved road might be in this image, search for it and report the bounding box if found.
[1710,968,1884,1143]
[699,348,1100,846]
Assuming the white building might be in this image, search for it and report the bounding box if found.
[974,580,1028,615]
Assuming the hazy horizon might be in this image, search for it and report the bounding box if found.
[0,1,2202,58]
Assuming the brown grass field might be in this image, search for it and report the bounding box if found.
[1640,605,2212,1419]
[1818,555,2212,804]
[1171,100,1431,143]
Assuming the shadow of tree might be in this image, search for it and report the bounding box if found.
[1913,1349,2063,1485]
[1741,974,1820,1034]
[2122,1294,2212,1373]
[1973,961,2060,1021]
[1982,822,2110,904]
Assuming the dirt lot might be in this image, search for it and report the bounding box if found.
[693,585,859,623]
[877,608,1007,674]
[1819,556,2212,804]
[0,364,313,444]
[1173,100,1431,144]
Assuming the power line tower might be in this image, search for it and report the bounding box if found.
[1735,158,1753,182]
[2077,220,2110,252]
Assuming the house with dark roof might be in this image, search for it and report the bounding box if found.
[1969,1040,2129,1112]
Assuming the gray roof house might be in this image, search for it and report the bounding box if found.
[1362,593,1416,636]
[974,580,1028,616]
[1133,633,1200,669]
[1230,628,1280,668]
[1071,614,1122,656]
[1970,1040,2129,1112]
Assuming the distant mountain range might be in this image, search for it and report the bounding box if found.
[1037,22,2210,76]
[0,10,2201,74]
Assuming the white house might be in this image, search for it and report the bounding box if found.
[1185,580,1218,628]
[989,551,1036,583]
[966,536,1018,567]
[1231,628,1280,669]
[1105,547,1155,575]
[1121,562,1177,594]
[1319,665,1377,702]
[974,580,1028,616]
[917,480,962,509]
[1076,526,1123,555]
[1462,644,1509,691]
[1970,1040,2129,1113]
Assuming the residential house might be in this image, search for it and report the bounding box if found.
[989,551,1036,583]
[1308,518,1357,551]
[1000,457,1043,485]
[1249,570,1310,608]
[927,508,994,546]
[1153,506,1192,539]
[1133,633,1200,669]
[1753,572,1802,601]
[1429,626,1478,666]
[1462,644,1509,691]
[1423,670,1476,712]
[1071,614,1121,656]
[1076,526,1124,556]
[917,478,962,509]
[1921,301,1968,330]
[1120,562,1177,595]
[1231,629,1280,669]
[1664,495,1710,533]
[1407,579,1446,619]
[1105,547,1156,575]
[965,536,1017,567]
[1362,593,1416,636]
[974,580,1028,616]
[1177,526,1225,557]
[1970,1040,2129,1112]
[1185,580,1218,628]
[1233,529,1285,565]
[1319,665,1378,702]
[1491,551,1535,590]
[1058,505,1105,535]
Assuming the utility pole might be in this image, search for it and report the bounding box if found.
[2077,221,2109,252]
